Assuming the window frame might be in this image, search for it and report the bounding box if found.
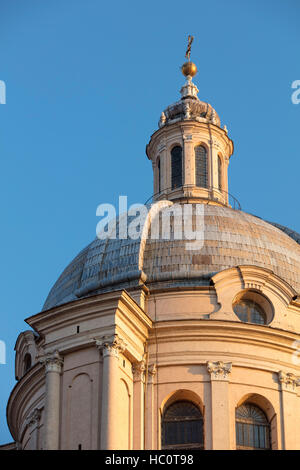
[171,146,183,190]
[236,403,271,450]
[157,156,161,193]
[195,145,208,188]
[217,154,222,191]
[233,299,267,325]
[161,400,204,450]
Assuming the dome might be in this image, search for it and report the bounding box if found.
[43,204,300,311]
[160,97,221,128]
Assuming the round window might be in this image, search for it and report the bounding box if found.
[233,299,266,325]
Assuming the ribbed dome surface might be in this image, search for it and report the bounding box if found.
[43,204,300,311]
[162,98,221,127]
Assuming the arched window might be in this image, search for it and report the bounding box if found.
[161,401,204,450]
[157,157,161,193]
[195,145,208,188]
[171,146,183,190]
[218,155,222,190]
[23,353,32,374]
[236,403,271,450]
[233,299,266,325]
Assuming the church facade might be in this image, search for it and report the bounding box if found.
[2,56,300,451]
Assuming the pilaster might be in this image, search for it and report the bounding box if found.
[132,360,146,449]
[207,361,232,450]
[278,371,300,450]
[182,131,194,186]
[145,364,157,449]
[96,334,126,450]
[40,350,63,450]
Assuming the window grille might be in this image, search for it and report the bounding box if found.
[157,158,161,193]
[218,155,222,190]
[161,401,204,450]
[171,146,183,190]
[236,404,271,450]
[195,145,208,188]
[233,300,266,325]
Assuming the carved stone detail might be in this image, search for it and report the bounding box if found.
[132,360,146,382]
[211,108,217,125]
[148,363,157,384]
[180,77,199,99]
[207,361,232,380]
[278,371,300,390]
[158,112,166,128]
[39,350,63,374]
[183,101,191,120]
[26,408,42,428]
[245,282,263,291]
[95,334,126,359]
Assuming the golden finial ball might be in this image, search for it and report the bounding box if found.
[181,61,197,77]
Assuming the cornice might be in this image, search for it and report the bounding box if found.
[149,319,300,353]
[26,291,125,330]
[26,290,152,336]
[237,265,297,305]
[149,351,300,376]
[211,265,299,328]
[117,291,152,329]
[146,120,233,159]
[116,300,152,336]
[14,330,37,352]
[148,286,214,297]
[21,291,152,367]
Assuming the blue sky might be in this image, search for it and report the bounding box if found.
[0,0,299,444]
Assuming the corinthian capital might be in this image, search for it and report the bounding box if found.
[95,334,126,359]
[278,371,300,391]
[132,360,146,382]
[207,361,232,380]
[39,350,63,374]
